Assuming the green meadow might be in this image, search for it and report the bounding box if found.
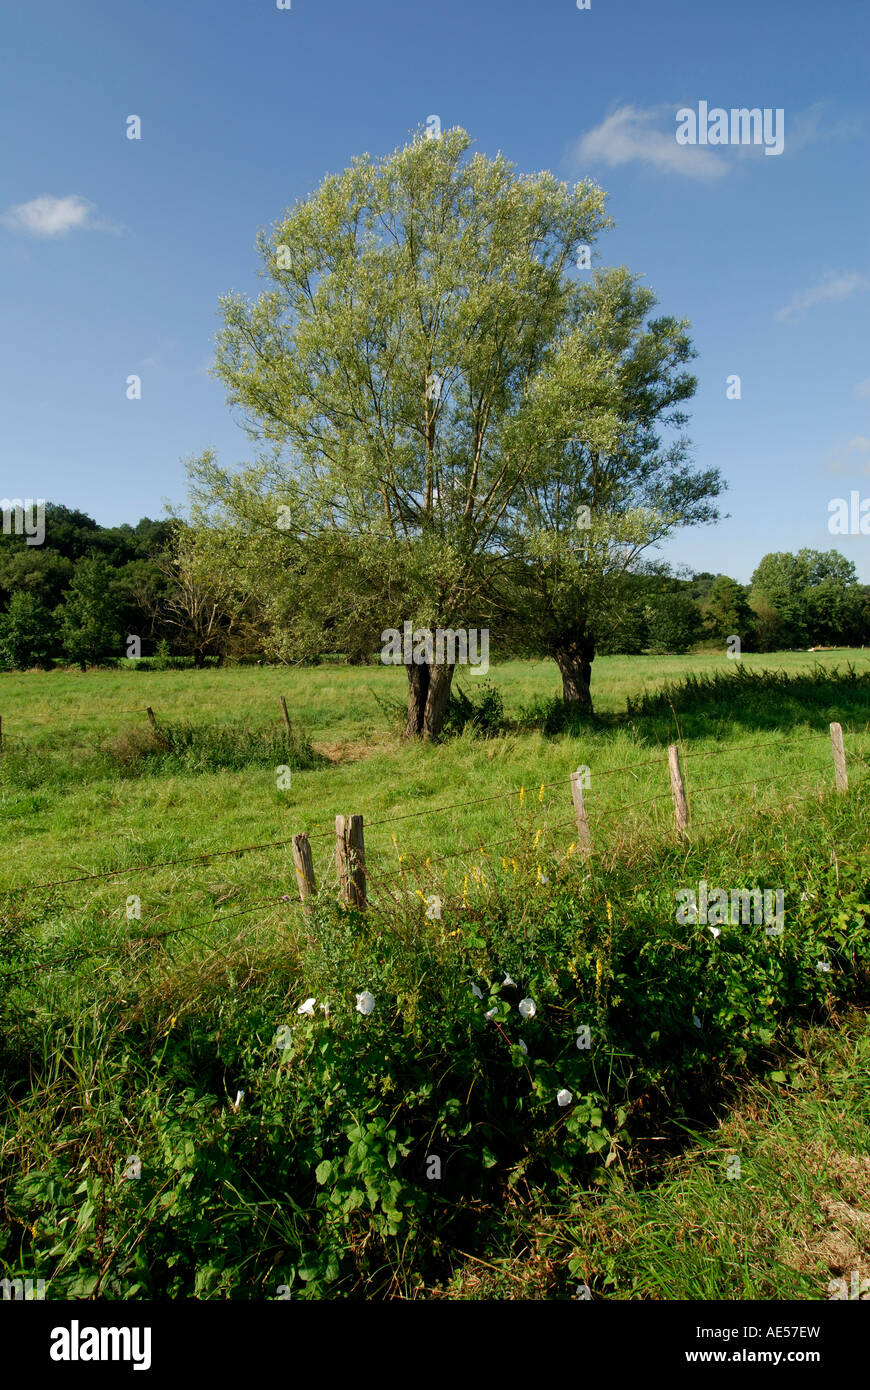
[2,648,868,898]
[1,651,868,1299]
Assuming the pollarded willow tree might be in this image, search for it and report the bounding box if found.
[495,267,725,712]
[209,126,611,737]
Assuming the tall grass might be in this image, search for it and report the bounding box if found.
[1,655,868,1299]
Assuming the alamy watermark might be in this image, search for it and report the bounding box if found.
[676,881,784,934]
[381,622,489,675]
[1,498,45,546]
[675,103,784,156]
[828,492,870,535]
[828,1271,870,1299]
[50,1321,151,1370]
[1,1276,46,1300]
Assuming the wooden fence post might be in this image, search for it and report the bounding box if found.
[280,697,293,740]
[570,767,592,855]
[830,722,848,793]
[336,814,367,909]
[292,832,316,902]
[668,744,690,833]
[146,707,157,730]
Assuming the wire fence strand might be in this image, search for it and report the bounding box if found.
[1,726,863,905]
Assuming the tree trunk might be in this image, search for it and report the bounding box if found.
[552,636,596,714]
[405,663,430,738]
[404,661,456,740]
[422,663,455,740]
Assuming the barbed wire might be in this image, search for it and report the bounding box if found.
[678,730,830,761]
[0,727,862,901]
[682,767,832,799]
[4,770,866,982]
[0,892,297,984]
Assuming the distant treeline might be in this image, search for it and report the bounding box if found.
[0,503,868,670]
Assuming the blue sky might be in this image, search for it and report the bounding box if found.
[1,0,868,582]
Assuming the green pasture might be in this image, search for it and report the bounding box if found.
[1,651,869,1299]
[0,651,868,933]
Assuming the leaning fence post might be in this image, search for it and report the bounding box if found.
[292,832,316,902]
[830,722,848,793]
[668,744,690,833]
[280,697,293,740]
[570,767,592,855]
[336,814,367,909]
[146,707,157,730]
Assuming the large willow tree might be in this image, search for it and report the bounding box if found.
[496,267,724,711]
[210,127,610,736]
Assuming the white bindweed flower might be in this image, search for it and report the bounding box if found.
[471,983,484,999]
[297,997,316,1016]
[556,1088,572,1107]
[817,961,832,973]
[320,1001,330,1016]
[693,1014,702,1029]
[518,1039,528,1056]
[485,1006,498,1020]
[232,1091,244,1111]
[503,974,516,987]
[708,926,721,939]
[518,998,536,1020]
[355,990,376,1015]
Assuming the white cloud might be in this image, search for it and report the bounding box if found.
[567,104,729,180]
[775,270,870,324]
[823,434,870,475]
[787,101,863,152]
[0,194,117,238]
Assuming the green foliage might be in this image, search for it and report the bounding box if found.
[57,556,124,668]
[135,717,319,774]
[2,809,867,1298]
[699,574,754,646]
[204,126,614,733]
[645,590,703,654]
[595,597,648,655]
[0,591,56,670]
[443,679,507,737]
[625,661,870,727]
[750,549,866,651]
[517,693,588,736]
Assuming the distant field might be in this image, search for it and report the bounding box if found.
[3,647,869,742]
[1,650,868,901]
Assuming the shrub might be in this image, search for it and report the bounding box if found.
[0,592,56,670]
[443,679,507,737]
[2,827,866,1298]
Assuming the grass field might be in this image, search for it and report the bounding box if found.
[1,651,868,1299]
[1,649,869,902]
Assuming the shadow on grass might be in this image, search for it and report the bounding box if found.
[518,664,870,742]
